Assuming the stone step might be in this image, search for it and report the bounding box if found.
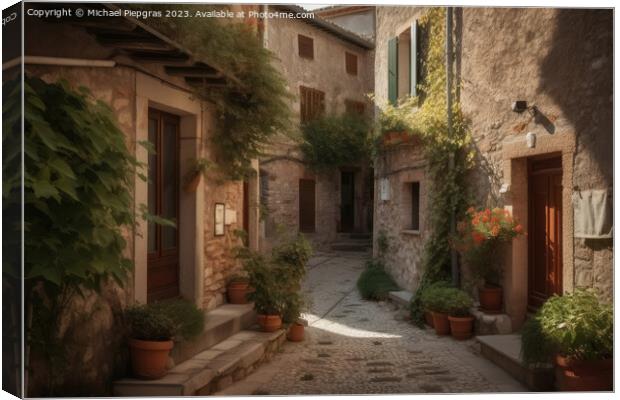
[477,334,554,391]
[330,241,372,252]
[337,232,372,240]
[388,290,413,307]
[171,303,256,365]
[113,329,286,396]
[470,307,512,335]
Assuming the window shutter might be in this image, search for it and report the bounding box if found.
[410,20,418,96]
[345,52,358,75]
[298,35,314,59]
[388,37,398,105]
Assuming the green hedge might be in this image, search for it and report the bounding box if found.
[357,260,399,301]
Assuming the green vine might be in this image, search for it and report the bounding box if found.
[300,113,372,171]
[140,5,293,180]
[373,8,473,326]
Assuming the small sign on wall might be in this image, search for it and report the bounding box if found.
[225,208,237,225]
[379,178,391,201]
[214,203,225,236]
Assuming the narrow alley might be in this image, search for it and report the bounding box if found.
[216,252,526,395]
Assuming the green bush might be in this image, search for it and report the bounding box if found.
[357,260,399,301]
[421,286,451,314]
[300,114,372,171]
[521,289,613,364]
[126,305,176,341]
[443,288,473,317]
[150,299,205,341]
[418,281,452,312]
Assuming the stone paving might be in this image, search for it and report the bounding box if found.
[216,252,527,395]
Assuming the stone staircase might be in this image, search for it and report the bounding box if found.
[477,334,554,391]
[113,303,286,396]
[330,233,372,252]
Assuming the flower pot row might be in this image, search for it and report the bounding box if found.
[429,312,475,340]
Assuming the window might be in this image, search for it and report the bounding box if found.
[410,182,420,231]
[388,20,419,105]
[299,86,325,123]
[345,52,358,75]
[298,34,314,59]
[345,99,365,116]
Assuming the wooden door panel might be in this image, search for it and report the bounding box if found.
[299,179,316,233]
[528,157,563,310]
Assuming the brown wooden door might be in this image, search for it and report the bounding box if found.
[340,171,355,232]
[147,110,180,302]
[528,156,563,310]
[299,179,316,233]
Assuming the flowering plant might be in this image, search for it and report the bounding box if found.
[454,207,525,285]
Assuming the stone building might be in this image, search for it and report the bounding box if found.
[11,4,261,394]
[315,5,376,40]
[373,7,613,330]
[258,5,375,252]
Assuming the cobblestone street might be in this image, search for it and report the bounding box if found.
[217,252,526,395]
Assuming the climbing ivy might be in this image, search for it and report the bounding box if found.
[373,8,473,325]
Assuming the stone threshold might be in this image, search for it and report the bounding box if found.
[477,334,554,391]
[113,329,287,396]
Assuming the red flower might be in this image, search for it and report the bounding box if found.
[514,224,523,234]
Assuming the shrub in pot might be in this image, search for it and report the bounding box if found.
[283,292,307,342]
[126,299,205,379]
[521,289,613,391]
[418,281,452,328]
[226,274,251,304]
[126,305,175,379]
[453,207,524,313]
[444,289,475,340]
[423,286,452,336]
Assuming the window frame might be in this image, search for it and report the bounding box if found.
[298,34,314,60]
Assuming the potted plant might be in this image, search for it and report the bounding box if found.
[126,299,205,379]
[521,289,613,391]
[283,292,306,342]
[226,274,251,304]
[126,305,175,379]
[424,286,451,336]
[418,281,452,328]
[445,288,475,340]
[183,157,210,193]
[373,95,421,147]
[453,207,524,313]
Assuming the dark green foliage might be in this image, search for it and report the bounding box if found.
[417,280,451,313]
[126,305,176,341]
[521,289,613,365]
[237,234,312,316]
[357,259,399,301]
[140,5,293,179]
[149,299,205,341]
[444,288,473,317]
[300,114,372,171]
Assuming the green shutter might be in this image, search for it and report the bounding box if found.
[410,21,418,96]
[388,37,398,105]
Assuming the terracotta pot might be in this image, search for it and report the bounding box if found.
[129,338,174,380]
[448,315,474,340]
[184,173,201,193]
[287,322,305,342]
[424,311,434,328]
[554,355,613,391]
[258,314,282,332]
[479,285,503,314]
[227,281,250,304]
[431,312,450,336]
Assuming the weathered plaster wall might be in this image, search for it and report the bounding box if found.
[458,7,613,301]
[374,144,428,290]
[260,12,374,251]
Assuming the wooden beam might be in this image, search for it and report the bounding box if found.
[165,66,219,77]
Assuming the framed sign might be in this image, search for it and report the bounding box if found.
[214,203,225,236]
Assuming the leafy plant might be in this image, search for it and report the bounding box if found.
[139,4,293,179]
[521,289,613,365]
[126,305,176,341]
[421,286,451,314]
[443,288,473,317]
[357,259,399,301]
[417,280,452,313]
[149,299,205,341]
[300,113,372,171]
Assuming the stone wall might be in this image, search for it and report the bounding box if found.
[373,7,613,303]
[260,11,374,251]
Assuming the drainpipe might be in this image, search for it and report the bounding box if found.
[446,7,459,287]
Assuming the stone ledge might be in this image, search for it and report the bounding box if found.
[388,290,413,307]
[113,328,286,396]
[470,307,512,334]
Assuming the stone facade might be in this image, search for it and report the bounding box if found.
[374,7,613,328]
[21,16,257,395]
[260,8,375,252]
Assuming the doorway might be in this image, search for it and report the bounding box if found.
[147,109,180,302]
[340,171,355,232]
[299,179,316,233]
[528,155,563,310]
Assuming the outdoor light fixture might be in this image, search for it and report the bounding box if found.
[511,100,528,113]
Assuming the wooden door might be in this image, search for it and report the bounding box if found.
[528,156,563,310]
[147,109,180,302]
[340,171,355,232]
[299,179,316,233]
[242,180,249,247]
